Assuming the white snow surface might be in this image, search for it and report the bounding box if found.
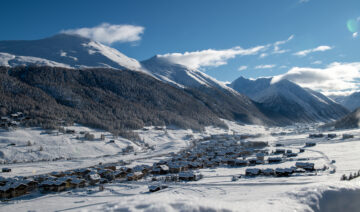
[82,41,148,74]
[1,121,360,211]
[0,52,71,68]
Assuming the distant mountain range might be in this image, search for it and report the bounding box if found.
[330,92,360,112]
[229,77,349,124]
[0,34,352,130]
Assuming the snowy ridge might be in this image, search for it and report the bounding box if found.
[0,52,71,68]
[0,34,150,75]
[141,55,238,94]
[82,41,148,74]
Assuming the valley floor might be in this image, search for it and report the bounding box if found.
[1,120,360,212]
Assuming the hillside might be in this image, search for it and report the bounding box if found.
[322,107,360,130]
[0,66,229,134]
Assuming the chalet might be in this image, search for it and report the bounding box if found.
[158,165,169,174]
[188,162,202,169]
[275,149,286,155]
[309,133,324,138]
[299,148,305,153]
[286,152,298,157]
[295,162,315,171]
[256,153,265,161]
[69,178,86,188]
[103,164,116,171]
[245,168,261,177]
[9,121,20,127]
[204,161,216,168]
[342,134,354,139]
[327,133,337,139]
[248,158,258,165]
[275,168,293,177]
[234,159,248,167]
[305,142,316,147]
[127,171,144,181]
[0,117,10,122]
[50,171,65,178]
[178,171,196,181]
[65,129,76,134]
[113,170,127,179]
[262,168,275,176]
[40,180,55,192]
[53,179,67,192]
[268,157,282,163]
[98,169,114,180]
[100,178,109,184]
[74,168,91,177]
[2,168,11,172]
[151,167,161,175]
[24,179,38,191]
[86,172,101,185]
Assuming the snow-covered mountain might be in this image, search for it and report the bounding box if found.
[141,55,232,91]
[0,52,71,68]
[330,92,360,112]
[141,56,277,125]
[229,77,349,123]
[0,33,144,72]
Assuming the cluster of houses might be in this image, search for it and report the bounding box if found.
[0,133,325,199]
[0,112,27,129]
[309,133,355,140]
[243,162,316,178]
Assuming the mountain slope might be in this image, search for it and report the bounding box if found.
[141,56,231,90]
[141,56,275,125]
[0,34,277,126]
[322,107,360,130]
[0,34,144,72]
[0,66,228,132]
[230,77,349,124]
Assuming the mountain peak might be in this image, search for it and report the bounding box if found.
[0,34,143,71]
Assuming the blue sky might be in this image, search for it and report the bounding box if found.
[1,0,360,94]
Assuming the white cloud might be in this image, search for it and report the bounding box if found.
[294,45,333,56]
[259,53,268,58]
[353,32,358,38]
[255,64,276,69]
[273,35,294,54]
[62,23,145,45]
[238,65,248,71]
[158,45,266,69]
[312,60,322,65]
[271,62,360,95]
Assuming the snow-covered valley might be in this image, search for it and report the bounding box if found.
[1,121,360,212]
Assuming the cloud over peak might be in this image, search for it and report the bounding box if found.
[158,45,266,69]
[271,62,360,95]
[62,23,145,45]
[293,45,332,56]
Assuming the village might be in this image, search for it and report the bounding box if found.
[0,128,338,200]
